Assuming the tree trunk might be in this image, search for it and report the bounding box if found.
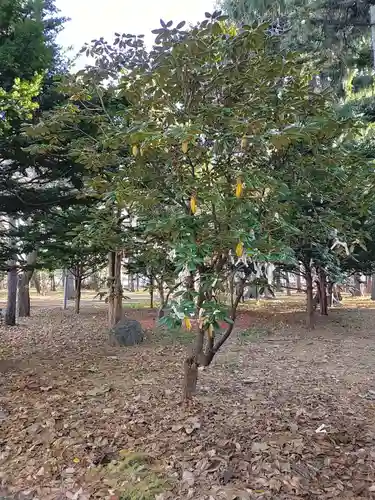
[108,251,123,328]
[17,273,30,317]
[318,268,328,316]
[157,281,165,318]
[149,276,154,308]
[274,266,282,292]
[128,273,135,292]
[327,282,333,307]
[5,262,17,326]
[74,270,82,314]
[50,272,56,292]
[353,273,362,296]
[31,272,41,294]
[183,357,199,400]
[17,251,37,318]
[136,274,140,292]
[183,327,204,400]
[371,274,375,300]
[296,264,302,292]
[305,268,314,329]
[285,272,291,296]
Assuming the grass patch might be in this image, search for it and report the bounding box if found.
[122,302,152,309]
[89,451,171,500]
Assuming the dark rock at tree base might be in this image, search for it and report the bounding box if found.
[110,318,144,346]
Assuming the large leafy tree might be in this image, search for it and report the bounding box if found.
[38,13,370,397]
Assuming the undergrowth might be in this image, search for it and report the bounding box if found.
[90,451,171,500]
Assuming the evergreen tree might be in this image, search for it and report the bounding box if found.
[0,0,89,324]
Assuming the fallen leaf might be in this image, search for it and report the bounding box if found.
[40,386,53,392]
[182,470,195,487]
[251,441,269,453]
[86,385,112,397]
[221,467,234,485]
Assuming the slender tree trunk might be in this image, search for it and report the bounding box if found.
[17,274,30,317]
[327,282,333,307]
[17,251,37,317]
[5,262,17,326]
[296,264,302,292]
[128,273,135,292]
[353,273,362,296]
[183,356,199,399]
[136,275,140,292]
[274,266,282,292]
[157,281,166,318]
[285,272,291,296]
[108,251,123,328]
[74,269,82,314]
[50,272,56,292]
[371,274,375,301]
[366,276,372,294]
[305,268,314,329]
[318,268,328,315]
[183,327,204,400]
[31,272,41,294]
[149,276,154,308]
[63,272,68,310]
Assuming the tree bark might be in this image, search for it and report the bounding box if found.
[128,273,135,292]
[5,262,17,326]
[17,251,37,317]
[31,272,41,294]
[17,273,30,317]
[305,268,314,329]
[74,269,82,314]
[157,281,165,318]
[149,276,154,308]
[318,267,328,316]
[108,251,123,328]
[285,272,291,296]
[296,264,302,292]
[183,357,199,400]
[353,273,362,296]
[327,282,333,307]
[371,274,375,300]
[274,266,282,292]
[49,272,56,292]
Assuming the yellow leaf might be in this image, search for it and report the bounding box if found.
[140,146,144,156]
[241,136,248,150]
[235,178,243,198]
[190,195,197,214]
[236,241,243,257]
[184,317,192,330]
[208,324,214,338]
[132,145,139,157]
[182,141,188,153]
[73,457,80,464]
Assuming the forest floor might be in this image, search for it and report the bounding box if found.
[1,295,375,499]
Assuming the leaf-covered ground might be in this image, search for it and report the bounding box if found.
[1,297,375,499]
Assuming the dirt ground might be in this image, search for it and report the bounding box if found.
[1,296,375,499]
